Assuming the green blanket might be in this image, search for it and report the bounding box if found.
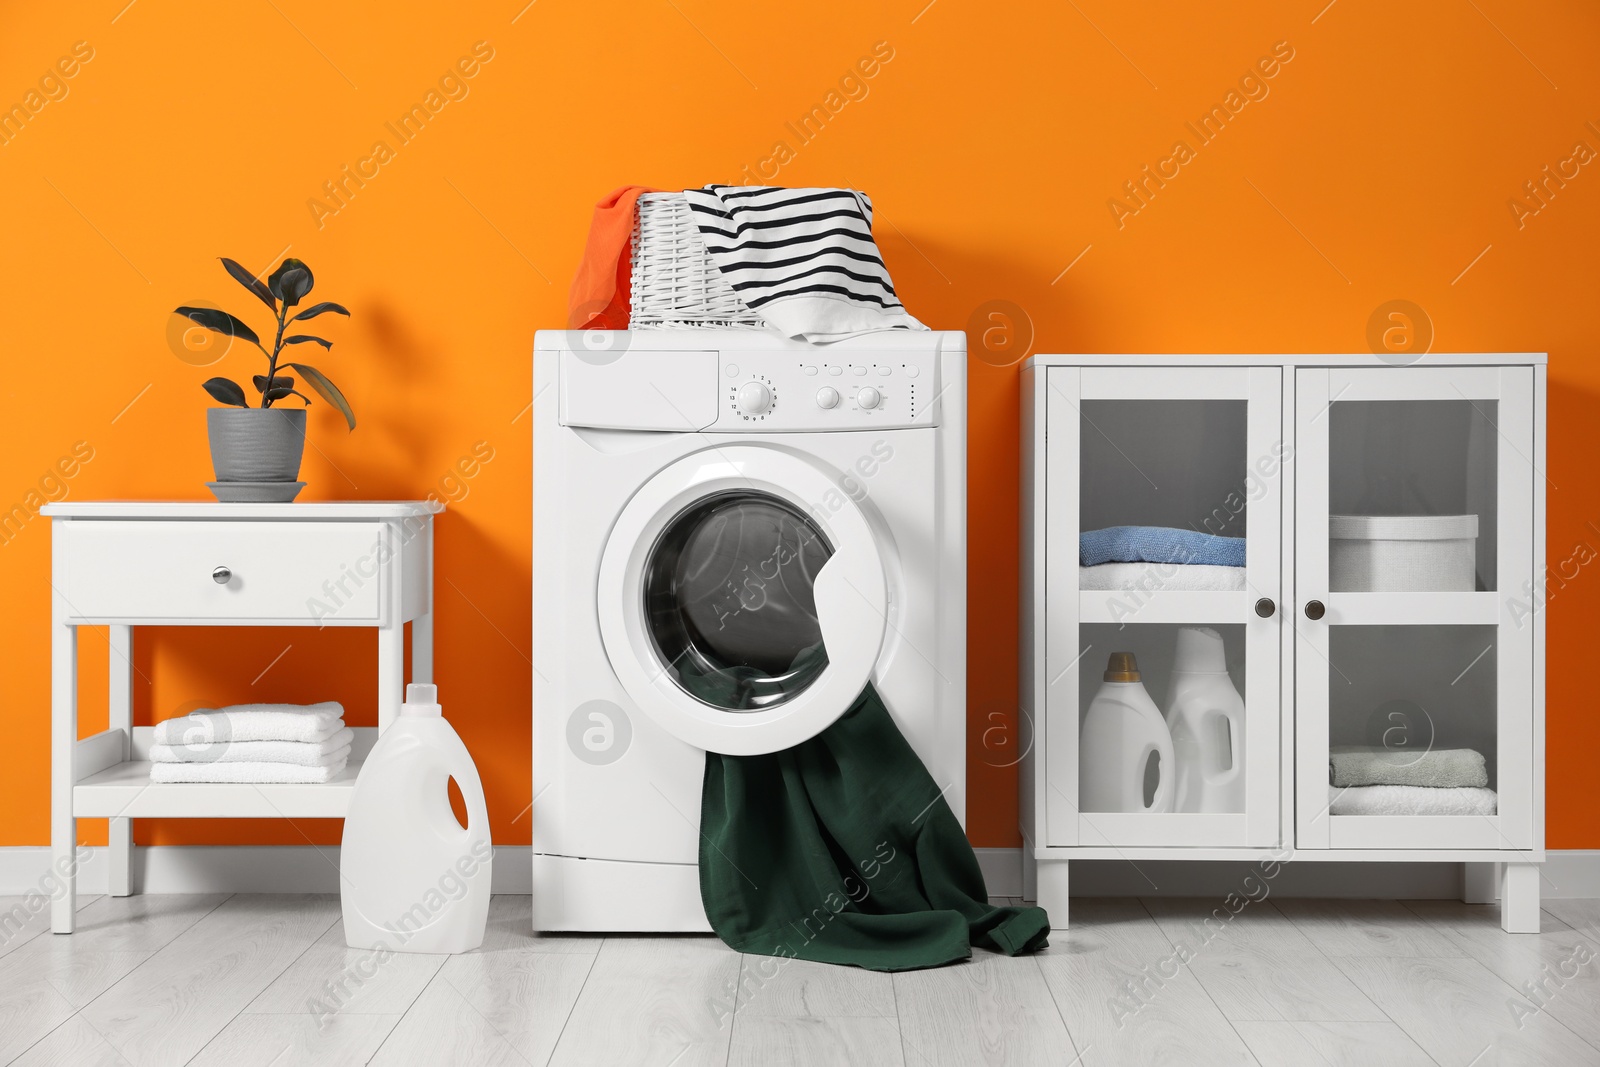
[699,684,1051,971]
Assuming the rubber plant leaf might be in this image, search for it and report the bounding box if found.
[219,258,276,312]
[175,306,260,345]
[284,334,333,350]
[252,374,295,392]
[267,258,314,305]
[291,301,350,322]
[201,377,248,407]
[287,362,355,430]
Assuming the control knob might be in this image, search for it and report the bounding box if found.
[857,386,882,410]
[816,386,840,409]
[737,381,772,414]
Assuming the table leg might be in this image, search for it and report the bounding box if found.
[107,624,133,898]
[412,517,434,684]
[52,619,78,933]
[378,620,403,733]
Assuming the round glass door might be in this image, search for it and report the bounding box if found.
[597,444,888,756]
[644,491,833,712]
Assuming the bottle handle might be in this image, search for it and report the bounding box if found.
[1143,738,1176,813]
[1198,703,1246,785]
[447,756,492,843]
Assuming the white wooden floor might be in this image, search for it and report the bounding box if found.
[3,893,1598,1066]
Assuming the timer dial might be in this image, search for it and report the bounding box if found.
[736,381,773,414]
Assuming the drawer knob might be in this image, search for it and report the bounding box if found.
[1304,599,1326,620]
[1254,598,1275,618]
[212,566,232,585]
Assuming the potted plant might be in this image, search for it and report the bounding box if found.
[174,257,356,502]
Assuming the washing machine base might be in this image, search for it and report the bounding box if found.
[532,853,713,933]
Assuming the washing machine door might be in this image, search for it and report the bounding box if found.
[597,445,889,756]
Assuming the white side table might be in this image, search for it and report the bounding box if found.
[42,501,437,933]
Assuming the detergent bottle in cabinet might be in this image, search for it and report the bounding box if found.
[341,683,493,953]
[1080,652,1176,813]
[1163,627,1246,814]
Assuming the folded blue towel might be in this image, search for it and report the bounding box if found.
[1080,526,1246,568]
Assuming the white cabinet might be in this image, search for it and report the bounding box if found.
[1021,355,1546,933]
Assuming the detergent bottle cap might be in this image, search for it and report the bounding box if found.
[1104,652,1141,682]
[403,683,442,717]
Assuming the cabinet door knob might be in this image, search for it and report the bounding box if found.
[1255,598,1276,618]
[1304,599,1326,620]
[212,566,232,585]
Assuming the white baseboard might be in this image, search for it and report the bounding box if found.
[4,846,1598,899]
[0,846,536,896]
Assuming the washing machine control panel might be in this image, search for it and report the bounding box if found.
[714,352,940,430]
[555,340,952,432]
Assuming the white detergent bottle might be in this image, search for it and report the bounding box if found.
[341,683,492,953]
[1080,652,1176,813]
[1163,627,1246,814]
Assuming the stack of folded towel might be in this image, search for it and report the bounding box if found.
[149,702,352,784]
[1327,745,1496,816]
[1079,526,1247,591]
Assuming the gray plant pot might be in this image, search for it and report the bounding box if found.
[207,407,307,482]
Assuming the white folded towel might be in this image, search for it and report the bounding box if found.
[150,750,350,784]
[153,703,345,745]
[1079,562,1247,592]
[150,728,354,766]
[1328,784,1497,817]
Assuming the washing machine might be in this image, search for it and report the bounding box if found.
[531,329,966,932]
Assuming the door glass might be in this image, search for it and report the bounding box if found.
[1328,400,1497,591]
[1079,400,1261,589]
[644,491,832,711]
[1325,625,1498,818]
[1078,623,1247,815]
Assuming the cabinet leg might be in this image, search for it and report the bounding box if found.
[1462,862,1499,905]
[107,625,133,898]
[52,620,77,933]
[1500,862,1541,933]
[1037,860,1069,930]
[1021,843,1038,903]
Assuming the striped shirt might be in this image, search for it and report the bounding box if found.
[682,185,927,342]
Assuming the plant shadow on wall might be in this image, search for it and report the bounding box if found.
[350,301,442,478]
[174,258,355,502]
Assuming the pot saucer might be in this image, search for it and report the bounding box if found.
[206,481,306,503]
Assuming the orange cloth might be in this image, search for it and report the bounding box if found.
[566,185,658,330]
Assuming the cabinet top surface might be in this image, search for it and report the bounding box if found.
[43,501,440,519]
[1024,352,1547,368]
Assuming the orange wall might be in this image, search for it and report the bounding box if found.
[3,1,1597,851]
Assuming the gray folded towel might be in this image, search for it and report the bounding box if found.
[1328,746,1488,788]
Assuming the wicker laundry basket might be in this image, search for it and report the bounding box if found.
[629,193,767,329]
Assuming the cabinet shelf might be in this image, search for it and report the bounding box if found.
[1078,590,1254,625]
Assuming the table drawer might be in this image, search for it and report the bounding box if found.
[60,520,385,623]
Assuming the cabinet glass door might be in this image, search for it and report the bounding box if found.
[1294,366,1536,850]
[1044,366,1282,849]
